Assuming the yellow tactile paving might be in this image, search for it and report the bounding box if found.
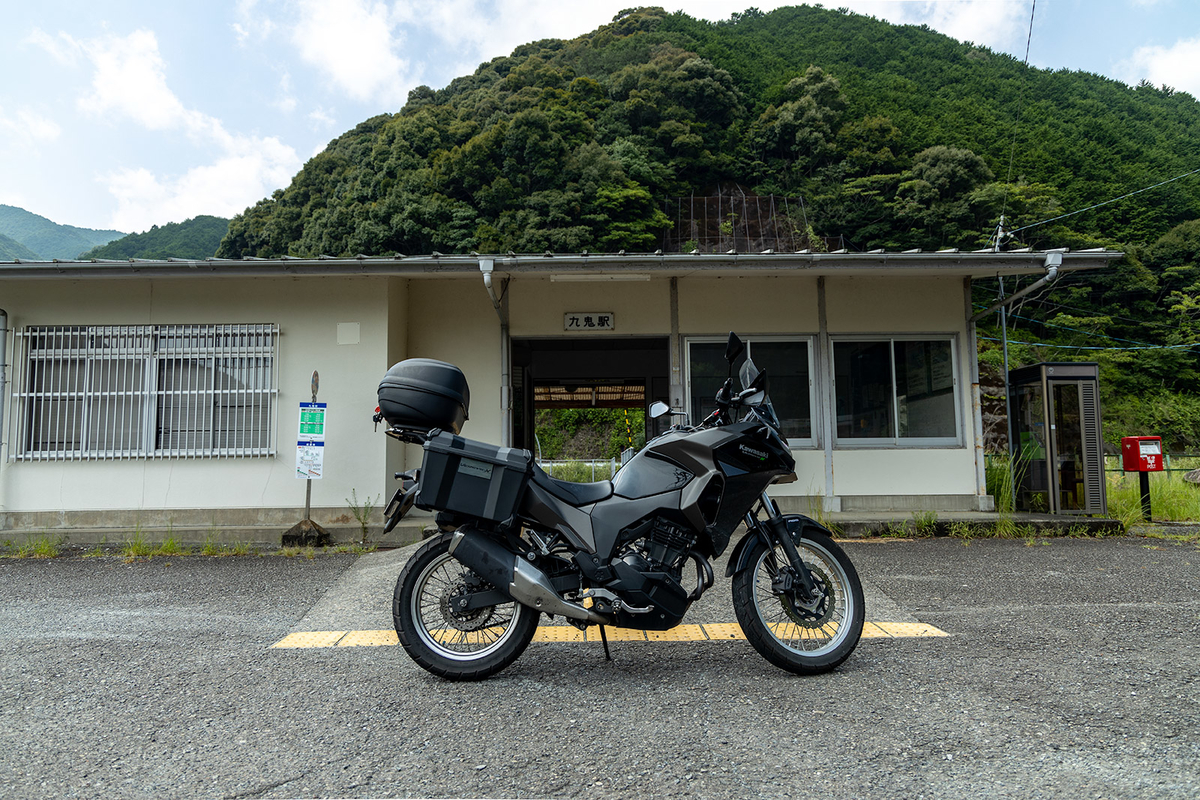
[270,621,948,648]
[586,626,648,642]
[646,625,707,641]
[860,621,890,638]
[873,621,949,638]
[271,631,346,648]
[338,629,399,647]
[532,626,587,642]
[702,623,748,640]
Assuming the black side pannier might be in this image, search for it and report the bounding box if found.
[377,358,469,435]
[417,431,531,525]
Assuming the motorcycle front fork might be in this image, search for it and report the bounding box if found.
[745,493,820,601]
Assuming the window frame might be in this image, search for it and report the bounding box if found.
[830,333,962,449]
[684,335,817,448]
[11,323,279,461]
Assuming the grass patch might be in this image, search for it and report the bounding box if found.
[911,510,938,536]
[325,542,379,555]
[1107,470,1200,525]
[121,529,155,561]
[156,535,190,556]
[4,532,67,559]
[280,545,317,559]
[1139,528,1200,546]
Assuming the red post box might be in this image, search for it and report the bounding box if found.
[1121,436,1163,472]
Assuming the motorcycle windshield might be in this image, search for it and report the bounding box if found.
[738,358,783,432]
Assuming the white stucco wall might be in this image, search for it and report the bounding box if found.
[509,276,672,337]
[822,276,977,501]
[0,276,396,515]
[401,278,503,477]
[679,275,820,334]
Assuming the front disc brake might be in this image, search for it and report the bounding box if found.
[776,563,835,627]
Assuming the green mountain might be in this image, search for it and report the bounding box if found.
[0,231,40,261]
[80,215,230,260]
[218,5,1200,261]
[0,205,125,260]
[209,5,1200,448]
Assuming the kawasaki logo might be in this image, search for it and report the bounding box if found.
[739,445,768,460]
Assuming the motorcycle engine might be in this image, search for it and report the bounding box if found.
[620,517,697,577]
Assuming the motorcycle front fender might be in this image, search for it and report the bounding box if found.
[724,514,835,577]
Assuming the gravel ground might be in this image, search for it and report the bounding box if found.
[1,535,1197,799]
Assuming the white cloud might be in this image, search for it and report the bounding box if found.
[74,29,191,130]
[275,73,298,114]
[103,134,300,232]
[291,0,411,106]
[308,107,337,128]
[28,26,302,230]
[233,0,274,43]
[25,27,82,65]
[1117,36,1200,96]
[0,107,62,151]
[826,1,1029,50]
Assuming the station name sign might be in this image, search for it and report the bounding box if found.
[564,312,614,331]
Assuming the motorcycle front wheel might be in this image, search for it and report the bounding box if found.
[732,529,864,675]
[393,532,539,681]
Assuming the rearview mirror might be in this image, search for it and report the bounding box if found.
[725,332,745,365]
[648,401,670,419]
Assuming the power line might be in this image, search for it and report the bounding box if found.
[992,308,1199,351]
[1007,165,1200,236]
[978,335,1200,353]
[1019,296,1174,329]
[996,0,1039,243]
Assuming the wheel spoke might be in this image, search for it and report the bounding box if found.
[411,550,523,660]
[752,541,854,656]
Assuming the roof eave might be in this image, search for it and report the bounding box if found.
[0,249,1123,280]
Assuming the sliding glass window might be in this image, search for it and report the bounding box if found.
[686,337,814,445]
[832,337,959,446]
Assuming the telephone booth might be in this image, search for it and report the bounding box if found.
[1008,363,1107,515]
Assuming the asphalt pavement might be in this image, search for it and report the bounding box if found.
[1,535,1197,799]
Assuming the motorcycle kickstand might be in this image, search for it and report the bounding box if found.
[598,625,612,661]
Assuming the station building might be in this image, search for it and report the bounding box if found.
[0,248,1119,539]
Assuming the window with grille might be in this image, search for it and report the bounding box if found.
[11,324,278,460]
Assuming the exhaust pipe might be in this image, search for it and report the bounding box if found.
[449,528,609,624]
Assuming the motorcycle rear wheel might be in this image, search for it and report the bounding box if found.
[732,529,864,674]
[393,532,539,681]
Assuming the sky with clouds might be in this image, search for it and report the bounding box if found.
[3,0,1198,234]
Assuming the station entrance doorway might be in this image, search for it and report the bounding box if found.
[511,338,670,460]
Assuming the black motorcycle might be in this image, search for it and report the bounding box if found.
[375,332,864,680]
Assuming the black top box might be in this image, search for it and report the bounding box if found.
[378,358,470,435]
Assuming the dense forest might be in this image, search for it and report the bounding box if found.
[0,231,40,261]
[215,5,1200,449]
[0,204,124,260]
[80,215,230,260]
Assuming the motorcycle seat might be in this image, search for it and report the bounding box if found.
[530,463,614,506]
